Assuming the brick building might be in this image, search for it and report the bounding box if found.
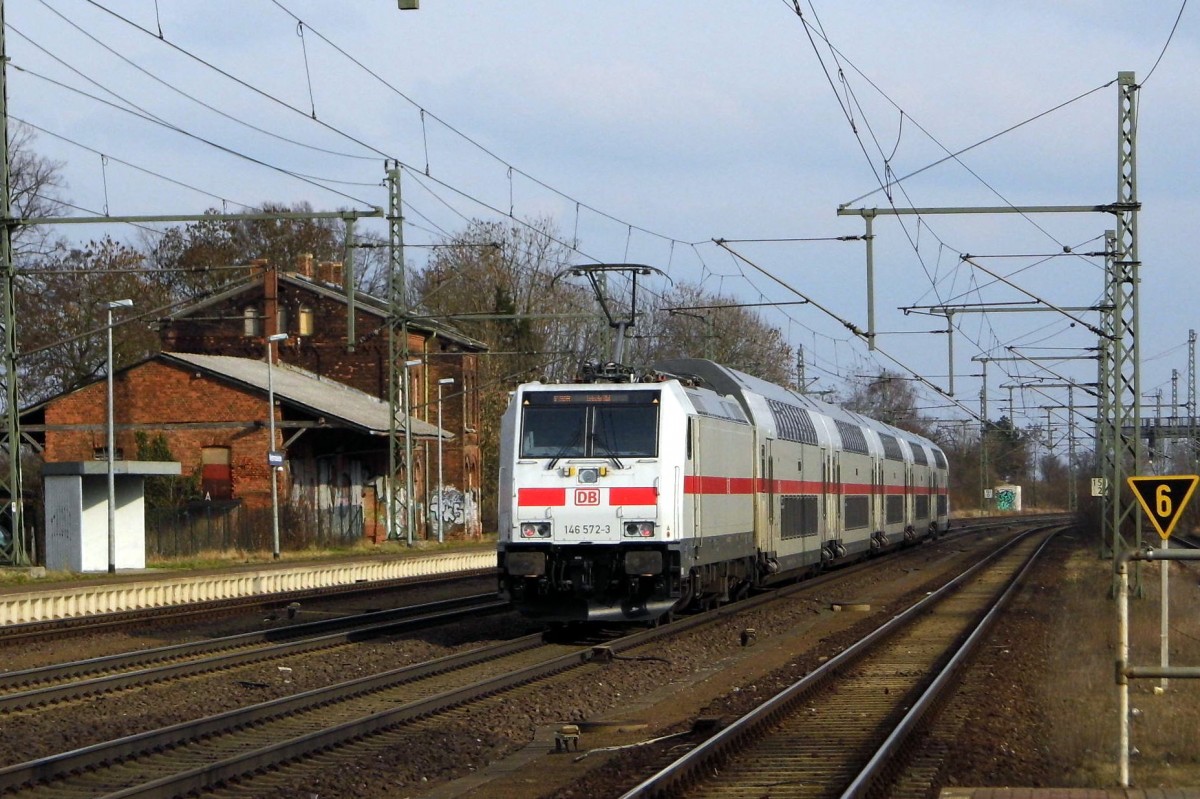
[25,258,487,555]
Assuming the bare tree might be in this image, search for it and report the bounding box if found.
[9,123,68,261]
[839,369,936,438]
[17,237,168,402]
[626,282,793,385]
[140,202,343,301]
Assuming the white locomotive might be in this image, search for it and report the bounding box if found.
[497,358,950,623]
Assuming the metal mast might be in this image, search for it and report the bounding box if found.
[386,163,415,544]
[1189,330,1197,474]
[0,2,25,565]
[1104,73,1143,591]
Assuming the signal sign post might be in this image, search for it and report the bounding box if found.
[1126,475,1198,540]
[1125,475,1200,694]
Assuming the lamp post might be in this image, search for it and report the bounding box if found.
[436,377,454,543]
[402,358,422,545]
[106,299,133,574]
[266,333,288,560]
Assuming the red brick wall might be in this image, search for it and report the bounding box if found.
[156,272,484,533]
[44,360,278,508]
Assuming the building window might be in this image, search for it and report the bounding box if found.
[277,305,289,335]
[201,446,233,500]
[298,305,314,337]
[243,306,260,337]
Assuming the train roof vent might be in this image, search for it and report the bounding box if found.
[686,390,748,423]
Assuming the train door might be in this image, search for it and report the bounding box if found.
[905,460,914,536]
[761,440,777,554]
[688,417,702,552]
[873,457,883,541]
[823,449,839,548]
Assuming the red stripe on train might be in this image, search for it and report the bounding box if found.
[684,477,946,497]
[609,487,658,505]
[517,487,566,506]
[683,476,756,495]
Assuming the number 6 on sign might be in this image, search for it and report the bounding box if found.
[1127,475,1200,540]
[1156,485,1173,517]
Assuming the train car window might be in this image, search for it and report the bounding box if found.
[915,495,930,520]
[767,399,818,445]
[936,494,948,516]
[593,403,658,457]
[907,441,929,466]
[834,420,869,454]
[520,405,587,458]
[780,495,819,539]
[885,495,904,524]
[520,390,659,459]
[844,495,870,529]
[684,390,748,423]
[931,448,948,470]
[879,433,904,461]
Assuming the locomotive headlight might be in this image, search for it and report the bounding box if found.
[578,468,599,484]
[519,522,551,539]
[623,521,655,538]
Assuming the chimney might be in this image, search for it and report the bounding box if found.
[264,263,279,339]
[297,253,315,278]
[319,261,344,286]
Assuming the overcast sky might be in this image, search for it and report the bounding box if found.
[8,1,1198,445]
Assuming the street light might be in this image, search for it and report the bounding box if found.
[436,377,454,543]
[106,298,132,574]
[266,333,288,560]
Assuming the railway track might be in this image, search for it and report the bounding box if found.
[0,609,703,798]
[0,537,968,799]
[0,518,1067,798]
[618,524,1062,799]
[0,592,508,711]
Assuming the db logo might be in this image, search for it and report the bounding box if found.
[575,488,600,506]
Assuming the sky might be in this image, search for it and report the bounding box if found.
[7,1,1200,452]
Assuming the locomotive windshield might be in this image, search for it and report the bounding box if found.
[520,390,659,459]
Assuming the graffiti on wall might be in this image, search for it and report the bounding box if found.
[994,484,1022,512]
[429,486,464,527]
[428,486,482,538]
[289,456,366,539]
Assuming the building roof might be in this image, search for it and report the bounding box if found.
[162,352,450,439]
[158,270,489,352]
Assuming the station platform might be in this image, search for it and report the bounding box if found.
[942,789,1200,797]
[0,545,497,626]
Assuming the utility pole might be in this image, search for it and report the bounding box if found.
[0,1,24,566]
[1104,72,1143,595]
[841,74,1143,592]
[973,356,990,512]
[386,162,417,544]
[1190,330,1198,475]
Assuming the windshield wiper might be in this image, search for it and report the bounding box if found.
[590,432,624,471]
[546,426,585,470]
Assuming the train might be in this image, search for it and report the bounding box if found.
[496,357,950,623]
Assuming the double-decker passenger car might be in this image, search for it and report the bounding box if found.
[497,358,949,623]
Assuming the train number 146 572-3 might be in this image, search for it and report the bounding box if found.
[564,524,611,535]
